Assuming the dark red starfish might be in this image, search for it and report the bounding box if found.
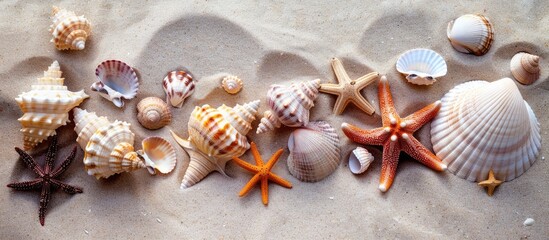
[7,136,83,226]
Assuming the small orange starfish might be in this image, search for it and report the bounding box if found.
[232,142,292,205]
[478,169,502,196]
[342,76,447,192]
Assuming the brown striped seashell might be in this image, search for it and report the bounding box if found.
[49,6,91,50]
[221,75,243,94]
[510,52,541,85]
[91,60,139,108]
[137,97,172,130]
[447,14,494,56]
[163,70,195,108]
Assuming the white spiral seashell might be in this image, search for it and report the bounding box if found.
[447,14,494,56]
[396,48,447,85]
[430,78,541,182]
[49,6,91,50]
[221,75,243,94]
[510,52,541,85]
[349,147,374,175]
[91,60,139,108]
[136,97,172,130]
[163,70,195,108]
[73,108,110,150]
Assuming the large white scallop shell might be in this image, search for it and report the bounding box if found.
[138,136,177,174]
[349,147,374,175]
[136,97,172,130]
[287,121,340,182]
[430,78,541,182]
[510,52,541,85]
[447,14,494,56]
[163,70,195,108]
[15,61,88,150]
[49,6,91,50]
[91,60,139,108]
[396,48,447,85]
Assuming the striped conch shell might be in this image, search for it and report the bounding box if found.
[447,14,493,56]
[170,100,260,189]
[15,61,88,150]
[163,70,195,108]
[256,79,320,134]
[49,6,91,50]
[221,75,243,94]
[510,52,541,85]
[430,78,541,182]
[136,97,172,130]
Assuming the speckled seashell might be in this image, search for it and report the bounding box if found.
[137,97,172,130]
[431,78,541,182]
[221,75,243,94]
[349,147,374,175]
[287,121,340,182]
[396,48,447,85]
[163,70,195,108]
[510,52,541,85]
[256,79,320,134]
[138,136,177,174]
[447,14,494,56]
[170,100,260,188]
[91,60,139,108]
[49,6,91,50]
[15,61,89,150]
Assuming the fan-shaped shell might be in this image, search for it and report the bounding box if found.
[73,108,110,150]
[162,70,195,108]
[396,48,447,85]
[139,137,177,174]
[221,75,243,94]
[49,6,91,50]
[15,61,89,150]
[430,78,541,182]
[137,97,172,130]
[256,79,320,134]
[91,60,139,108]
[510,52,541,85]
[447,14,494,56]
[287,121,340,182]
[349,147,374,175]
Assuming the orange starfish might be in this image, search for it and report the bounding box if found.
[478,169,502,196]
[232,142,292,205]
[342,76,447,192]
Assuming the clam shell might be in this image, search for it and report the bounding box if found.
[163,70,195,108]
[396,48,447,85]
[91,60,139,108]
[510,52,541,85]
[73,108,110,150]
[349,147,374,175]
[447,14,493,56]
[430,78,541,182]
[287,121,340,182]
[221,75,243,94]
[49,6,91,50]
[136,97,172,130]
[15,61,88,150]
[139,136,177,174]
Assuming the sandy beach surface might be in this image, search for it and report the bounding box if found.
[1,0,548,239]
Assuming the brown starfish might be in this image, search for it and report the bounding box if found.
[478,169,502,196]
[7,136,83,226]
[232,142,292,205]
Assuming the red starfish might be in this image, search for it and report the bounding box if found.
[7,136,83,226]
[342,76,446,192]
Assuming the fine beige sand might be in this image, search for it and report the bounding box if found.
[1,1,548,239]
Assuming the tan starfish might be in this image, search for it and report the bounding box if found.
[478,170,502,196]
[232,142,292,205]
[320,58,379,115]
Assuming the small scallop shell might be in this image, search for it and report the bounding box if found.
[49,6,91,50]
[221,75,243,94]
[447,14,494,56]
[287,121,340,182]
[91,60,139,108]
[137,97,172,130]
[396,48,447,85]
[510,52,541,85]
[163,70,195,108]
[138,137,177,174]
[349,147,374,175]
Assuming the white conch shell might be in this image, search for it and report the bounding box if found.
[447,14,494,56]
[162,70,195,108]
[136,97,172,130]
[256,79,321,134]
[221,75,243,94]
[349,147,374,175]
[287,121,340,182]
[431,78,541,182]
[91,60,139,108]
[510,52,541,85]
[15,61,88,150]
[170,100,260,189]
[73,108,110,150]
[396,48,447,85]
[49,6,91,50]
[138,136,177,174]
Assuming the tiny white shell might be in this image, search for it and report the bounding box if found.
[163,70,195,108]
[91,60,139,108]
[523,218,535,226]
[349,147,374,175]
[510,52,541,85]
[221,75,243,94]
[396,48,447,85]
[447,14,494,56]
[139,136,177,174]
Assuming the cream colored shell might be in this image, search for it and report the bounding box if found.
[137,97,172,130]
[348,147,374,175]
[49,6,91,50]
[447,14,493,56]
[510,52,541,85]
[138,136,177,174]
[221,75,243,94]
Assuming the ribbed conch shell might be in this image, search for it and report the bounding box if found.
[287,121,340,182]
[510,52,541,85]
[137,97,172,130]
[170,100,260,189]
[447,14,494,56]
[91,60,139,108]
[15,61,88,150]
[138,137,177,174]
[396,48,448,85]
[49,6,91,50]
[221,75,243,94]
[162,70,195,108]
[349,147,374,175]
[430,78,541,182]
[256,79,321,134]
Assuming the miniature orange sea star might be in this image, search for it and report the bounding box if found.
[478,169,502,196]
[232,142,292,205]
[342,76,447,192]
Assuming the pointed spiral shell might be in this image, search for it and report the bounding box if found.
[49,6,91,50]
[510,52,541,85]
